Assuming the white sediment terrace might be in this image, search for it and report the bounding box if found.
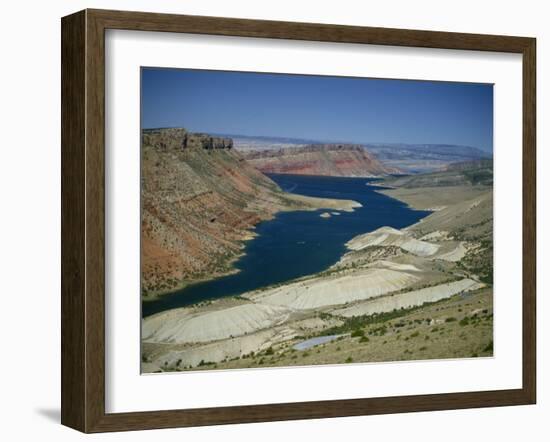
[346,226,440,257]
[435,242,467,262]
[334,278,484,318]
[369,260,422,272]
[142,303,291,344]
[420,230,449,241]
[251,268,419,310]
[153,327,298,369]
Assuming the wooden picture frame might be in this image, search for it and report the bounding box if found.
[61,8,536,433]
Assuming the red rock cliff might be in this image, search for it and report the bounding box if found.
[242,144,399,177]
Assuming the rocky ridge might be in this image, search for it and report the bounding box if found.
[242,144,399,177]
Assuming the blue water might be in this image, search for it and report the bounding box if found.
[142,174,430,317]
[293,335,344,351]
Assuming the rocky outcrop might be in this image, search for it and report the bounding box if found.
[142,128,233,151]
[182,133,233,150]
[242,144,399,177]
[141,128,284,298]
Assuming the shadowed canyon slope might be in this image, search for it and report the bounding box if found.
[141,128,360,298]
[242,144,399,177]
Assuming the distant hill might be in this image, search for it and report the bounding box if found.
[364,143,492,173]
[220,134,491,174]
[242,144,400,177]
[380,159,493,188]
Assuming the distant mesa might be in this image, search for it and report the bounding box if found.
[242,144,400,177]
[222,134,491,174]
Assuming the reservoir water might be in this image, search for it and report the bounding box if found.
[142,174,430,317]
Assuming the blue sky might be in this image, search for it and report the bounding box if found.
[141,68,493,153]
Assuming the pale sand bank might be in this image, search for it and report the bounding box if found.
[334,278,484,318]
[151,327,298,369]
[251,267,419,310]
[369,260,422,272]
[420,230,449,241]
[143,303,290,344]
[286,193,362,212]
[435,241,467,262]
[346,226,440,257]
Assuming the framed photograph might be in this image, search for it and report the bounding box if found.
[61,9,536,433]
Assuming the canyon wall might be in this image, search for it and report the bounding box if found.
[242,144,399,177]
[141,128,357,298]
